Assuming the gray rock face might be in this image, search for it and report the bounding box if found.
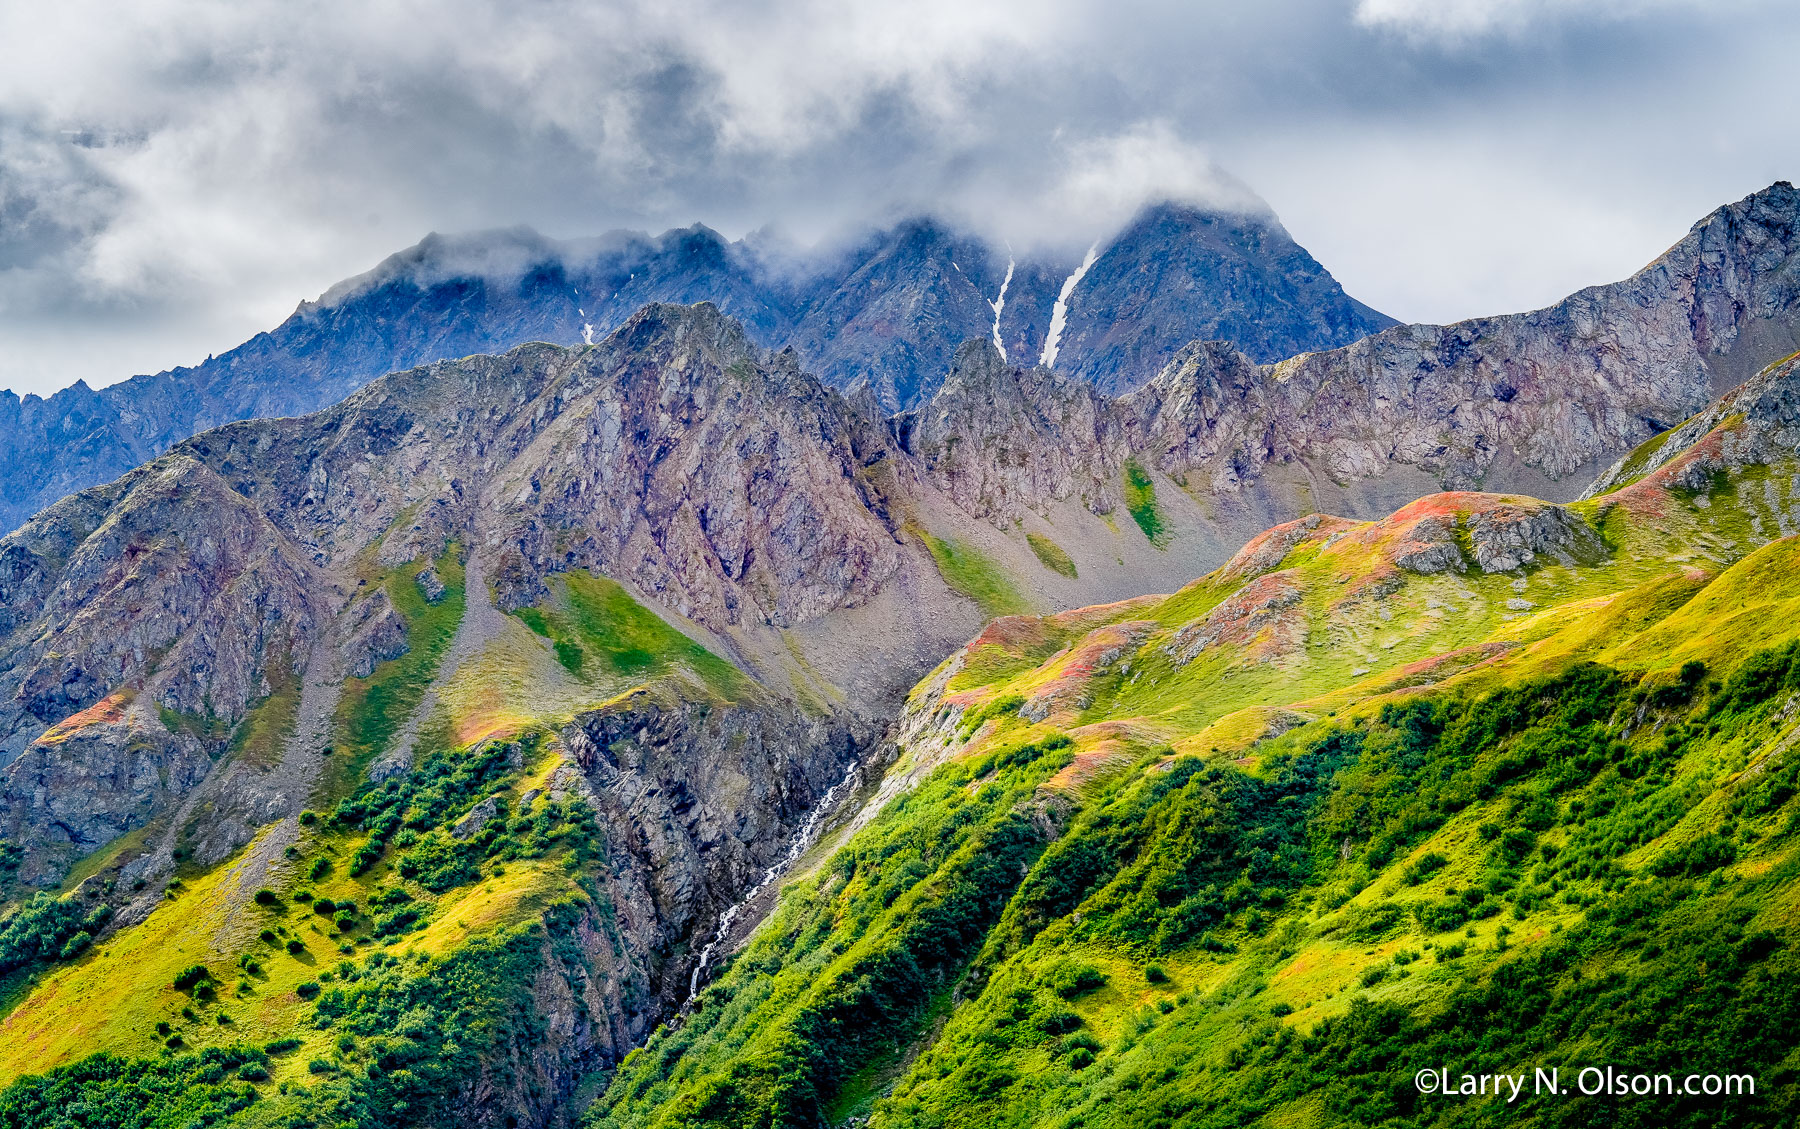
[3,182,1796,553]
[1043,202,1397,395]
[1584,351,1800,497]
[892,339,1125,525]
[6,288,1800,888]
[415,565,447,604]
[1383,499,1609,578]
[2,457,318,738]
[342,587,410,679]
[441,692,869,1127]
[450,795,500,840]
[1119,183,1800,497]
[0,707,213,886]
[0,304,886,886]
[1466,504,1607,573]
[1391,516,1468,575]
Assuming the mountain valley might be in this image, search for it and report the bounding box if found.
[0,184,1798,1128]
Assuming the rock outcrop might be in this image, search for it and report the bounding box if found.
[1585,351,1800,498]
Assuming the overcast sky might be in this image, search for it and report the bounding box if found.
[2,0,1796,398]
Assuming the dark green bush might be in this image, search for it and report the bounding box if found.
[172,964,211,992]
[1048,962,1108,999]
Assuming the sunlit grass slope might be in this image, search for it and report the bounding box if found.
[590,450,1800,1127]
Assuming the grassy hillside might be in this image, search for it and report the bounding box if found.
[0,551,750,1128]
[588,442,1800,1125]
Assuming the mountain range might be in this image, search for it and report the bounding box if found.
[0,200,1394,535]
[0,182,1797,1128]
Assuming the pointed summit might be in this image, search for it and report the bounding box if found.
[1035,199,1397,395]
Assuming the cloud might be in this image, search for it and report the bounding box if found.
[1352,0,1715,40]
[0,0,1796,397]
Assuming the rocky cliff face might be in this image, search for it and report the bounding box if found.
[892,339,1126,524]
[1116,182,1800,499]
[1583,351,1800,498]
[9,269,1800,891]
[450,692,869,1128]
[0,265,1795,1072]
[0,307,883,890]
[3,259,1800,1125]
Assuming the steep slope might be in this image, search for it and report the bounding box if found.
[588,353,1800,1128]
[1109,182,1800,506]
[0,198,1400,532]
[782,218,1012,410]
[0,224,782,535]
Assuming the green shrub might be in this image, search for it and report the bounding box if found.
[1049,962,1108,999]
[1652,832,1737,877]
[1037,1008,1082,1036]
[1061,1031,1102,1069]
[295,981,321,1000]
[1402,851,1449,885]
[0,894,109,978]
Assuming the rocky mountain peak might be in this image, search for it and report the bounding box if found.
[1044,198,1398,394]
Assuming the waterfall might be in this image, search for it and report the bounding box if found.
[684,760,863,1004]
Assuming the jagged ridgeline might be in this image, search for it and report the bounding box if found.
[4,181,1800,537]
[0,200,1398,534]
[0,191,1797,1128]
[588,352,1800,1128]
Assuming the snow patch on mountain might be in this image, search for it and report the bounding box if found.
[989,256,1015,363]
[1040,242,1101,369]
